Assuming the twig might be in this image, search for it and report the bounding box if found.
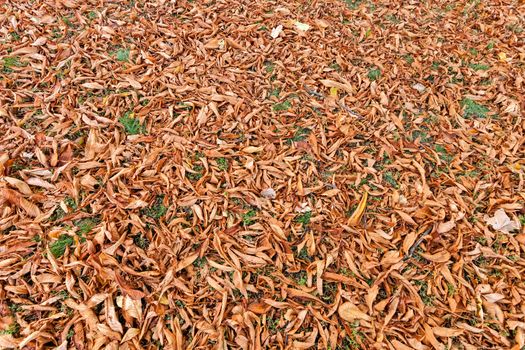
[404,226,433,261]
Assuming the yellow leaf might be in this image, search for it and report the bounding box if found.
[498,52,507,62]
[329,87,338,98]
[159,295,169,305]
[348,191,368,226]
[294,21,310,31]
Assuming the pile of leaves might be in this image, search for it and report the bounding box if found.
[1,0,524,349]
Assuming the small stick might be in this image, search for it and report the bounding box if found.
[404,226,433,261]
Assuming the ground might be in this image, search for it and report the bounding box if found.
[0,0,524,349]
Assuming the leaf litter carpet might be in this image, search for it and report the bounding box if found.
[1,0,525,349]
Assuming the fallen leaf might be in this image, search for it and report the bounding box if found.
[271,25,283,39]
[338,301,371,322]
[485,209,520,234]
[348,191,368,226]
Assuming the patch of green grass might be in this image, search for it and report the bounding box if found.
[469,63,490,71]
[193,257,207,268]
[217,158,229,171]
[367,67,381,81]
[0,322,20,336]
[62,16,74,27]
[435,144,453,163]
[447,283,456,296]
[273,100,291,112]
[461,98,489,118]
[519,215,525,226]
[8,303,21,313]
[402,54,414,64]
[74,217,99,240]
[32,235,41,242]
[411,129,432,143]
[414,280,435,306]
[141,195,168,220]
[469,48,478,56]
[431,61,441,70]
[296,248,311,261]
[119,111,145,135]
[241,209,256,226]
[49,235,74,258]
[113,47,130,62]
[486,41,495,50]
[64,197,77,210]
[267,316,279,333]
[287,127,311,143]
[385,14,400,23]
[293,270,308,286]
[264,61,275,74]
[507,23,523,34]
[67,329,74,340]
[133,234,150,249]
[295,211,312,226]
[87,11,97,19]
[330,62,342,71]
[344,0,363,10]
[186,164,204,181]
[383,171,399,188]
[10,32,20,41]
[2,56,26,73]
[269,88,280,97]
[50,207,66,222]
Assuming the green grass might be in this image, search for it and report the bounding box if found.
[295,211,312,226]
[273,100,291,112]
[74,217,99,240]
[50,235,74,258]
[269,88,280,97]
[10,32,20,41]
[0,322,20,336]
[435,144,453,163]
[447,283,456,296]
[241,209,256,226]
[186,164,204,181]
[461,98,489,118]
[383,171,399,188]
[62,16,74,27]
[367,67,381,81]
[193,257,207,268]
[431,61,441,70]
[2,56,26,73]
[330,62,342,71]
[87,11,97,20]
[469,63,490,71]
[141,195,168,220]
[415,280,435,306]
[119,112,145,134]
[133,235,150,249]
[343,0,363,10]
[486,41,494,50]
[287,127,311,143]
[113,47,130,62]
[264,61,275,74]
[217,158,229,171]
[402,54,414,64]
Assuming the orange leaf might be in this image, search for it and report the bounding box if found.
[348,191,368,226]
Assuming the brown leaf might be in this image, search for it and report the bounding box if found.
[338,302,371,322]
